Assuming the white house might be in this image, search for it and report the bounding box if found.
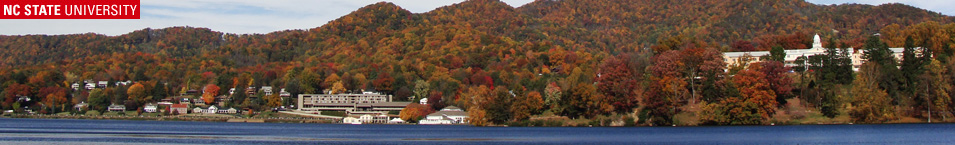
[71,83,80,90]
[206,106,219,114]
[343,116,361,124]
[261,86,274,96]
[73,102,88,111]
[108,104,126,112]
[217,108,237,114]
[418,106,468,125]
[388,118,406,124]
[419,98,428,105]
[143,103,158,113]
[193,107,203,114]
[85,83,96,90]
[97,81,109,88]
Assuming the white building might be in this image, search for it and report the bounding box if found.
[418,106,469,125]
[343,116,362,124]
[261,86,274,96]
[108,104,126,112]
[723,34,914,71]
[143,103,158,113]
[297,93,410,115]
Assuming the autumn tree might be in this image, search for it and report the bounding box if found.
[232,73,252,105]
[543,82,562,113]
[730,64,777,123]
[399,103,434,123]
[597,54,642,112]
[126,83,147,110]
[413,80,430,102]
[40,87,69,113]
[756,61,793,107]
[731,40,756,52]
[3,83,31,109]
[265,94,282,108]
[919,59,952,120]
[849,62,895,123]
[467,106,488,126]
[373,71,395,93]
[322,73,340,91]
[202,84,220,104]
[645,50,687,125]
[510,91,543,121]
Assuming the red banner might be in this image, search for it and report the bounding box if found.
[1,0,140,19]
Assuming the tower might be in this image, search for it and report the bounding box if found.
[812,34,823,49]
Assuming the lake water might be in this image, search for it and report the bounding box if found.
[0,118,954,144]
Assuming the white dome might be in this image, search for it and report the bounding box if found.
[812,34,823,49]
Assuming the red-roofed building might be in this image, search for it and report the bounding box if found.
[170,104,189,114]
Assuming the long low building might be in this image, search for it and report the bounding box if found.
[297,93,410,115]
[724,34,913,71]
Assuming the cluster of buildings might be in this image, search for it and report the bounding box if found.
[296,92,469,125]
[296,92,409,116]
[723,34,916,71]
[71,80,134,91]
[101,102,240,115]
[418,106,469,125]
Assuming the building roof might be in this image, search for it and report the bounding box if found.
[442,106,461,110]
[427,110,468,117]
[368,102,411,107]
[171,104,189,108]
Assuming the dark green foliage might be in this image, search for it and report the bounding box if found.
[769,46,786,62]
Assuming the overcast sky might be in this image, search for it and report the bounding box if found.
[0,0,949,36]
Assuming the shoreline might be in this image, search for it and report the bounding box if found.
[5,114,947,127]
[3,114,337,124]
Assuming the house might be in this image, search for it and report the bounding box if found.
[115,80,132,86]
[85,83,96,90]
[192,98,206,106]
[217,108,237,114]
[215,95,231,106]
[193,107,203,114]
[73,102,88,111]
[388,118,405,124]
[419,98,428,105]
[343,116,361,124]
[170,104,189,114]
[206,106,219,114]
[158,99,174,105]
[418,106,468,125]
[261,86,274,96]
[143,103,158,113]
[279,88,291,97]
[246,87,256,95]
[108,104,126,112]
[97,81,109,88]
[71,83,80,90]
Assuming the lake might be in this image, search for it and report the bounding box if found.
[0,118,953,144]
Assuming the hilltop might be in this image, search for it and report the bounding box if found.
[1,0,954,126]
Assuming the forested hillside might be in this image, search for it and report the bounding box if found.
[2,0,955,126]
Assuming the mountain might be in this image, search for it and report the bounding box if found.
[0,0,954,118]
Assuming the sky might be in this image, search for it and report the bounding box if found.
[0,0,949,36]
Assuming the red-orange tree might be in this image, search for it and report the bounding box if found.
[202,84,220,104]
